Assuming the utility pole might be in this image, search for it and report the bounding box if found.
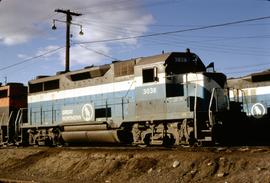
[53,9,82,72]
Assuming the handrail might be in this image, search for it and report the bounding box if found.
[124,79,135,99]
[194,74,198,139]
[14,109,22,138]
[7,111,13,142]
[0,113,3,144]
[0,113,5,124]
[229,88,249,114]
[0,113,4,135]
[208,88,216,126]
[240,89,250,115]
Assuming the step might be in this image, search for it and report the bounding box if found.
[201,129,211,133]
[198,136,212,142]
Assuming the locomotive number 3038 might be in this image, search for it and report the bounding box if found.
[143,87,157,95]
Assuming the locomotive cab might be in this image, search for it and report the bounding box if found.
[131,50,232,145]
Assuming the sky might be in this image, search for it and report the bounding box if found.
[0,0,270,84]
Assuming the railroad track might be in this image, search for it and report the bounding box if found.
[1,144,270,154]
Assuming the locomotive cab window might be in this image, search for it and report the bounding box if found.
[142,67,158,83]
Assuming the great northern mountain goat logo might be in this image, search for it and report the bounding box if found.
[251,103,266,118]
[81,104,94,121]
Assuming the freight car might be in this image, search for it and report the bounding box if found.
[9,49,242,146]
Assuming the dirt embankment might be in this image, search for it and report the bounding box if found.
[0,147,270,183]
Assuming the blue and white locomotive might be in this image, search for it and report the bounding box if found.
[228,70,270,119]
[228,70,270,143]
[23,50,241,146]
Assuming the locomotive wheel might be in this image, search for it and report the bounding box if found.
[143,134,151,145]
[45,137,53,146]
[163,134,175,147]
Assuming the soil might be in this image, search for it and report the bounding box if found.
[0,146,270,183]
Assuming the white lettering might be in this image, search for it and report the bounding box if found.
[62,115,82,122]
[143,87,157,95]
[62,109,73,116]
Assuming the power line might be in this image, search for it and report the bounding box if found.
[78,18,270,28]
[0,46,64,72]
[77,19,270,54]
[77,17,270,42]
[77,44,119,60]
[80,0,181,15]
[225,68,267,75]
[74,15,270,45]
[220,62,270,71]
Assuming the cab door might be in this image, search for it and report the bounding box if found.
[134,65,166,121]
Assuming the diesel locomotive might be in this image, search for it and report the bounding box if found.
[228,70,270,118]
[0,50,245,146]
[0,83,27,145]
[228,70,270,143]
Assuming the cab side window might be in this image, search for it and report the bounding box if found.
[142,67,158,83]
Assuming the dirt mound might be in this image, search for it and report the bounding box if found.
[0,147,270,182]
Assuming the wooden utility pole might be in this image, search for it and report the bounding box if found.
[54,9,82,72]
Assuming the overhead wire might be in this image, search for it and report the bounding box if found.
[77,17,270,28]
[0,46,65,72]
[77,17,270,43]
[155,35,270,55]
[74,15,270,45]
[2,15,270,73]
[75,16,270,57]
[220,62,270,71]
[76,44,119,60]
[79,0,182,15]
[225,68,269,75]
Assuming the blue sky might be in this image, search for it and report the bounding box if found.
[0,0,269,84]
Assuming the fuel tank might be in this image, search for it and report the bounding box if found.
[61,123,120,143]
[61,130,120,144]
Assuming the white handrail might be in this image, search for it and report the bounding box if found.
[194,75,198,139]
[208,88,216,126]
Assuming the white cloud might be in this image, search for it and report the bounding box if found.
[17,45,60,61]
[59,45,111,67]
[17,54,28,59]
[0,0,154,66]
[36,45,60,56]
